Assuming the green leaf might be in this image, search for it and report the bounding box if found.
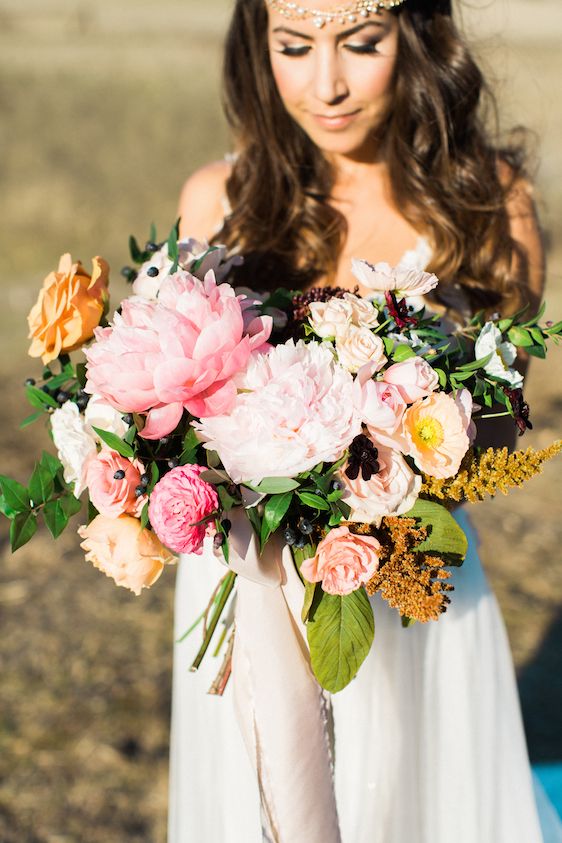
[0,492,17,518]
[507,326,534,348]
[140,501,149,529]
[545,319,562,336]
[61,495,82,517]
[0,476,31,514]
[260,491,293,547]
[402,616,416,628]
[392,344,416,362]
[129,234,144,264]
[149,222,158,244]
[497,318,513,332]
[20,410,44,429]
[42,500,70,539]
[180,428,200,464]
[148,462,160,493]
[521,301,546,327]
[382,337,395,356]
[91,427,134,458]
[87,501,99,524]
[307,589,375,693]
[297,491,330,511]
[251,477,301,494]
[301,580,317,624]
[167,219,180,270]
[528,327,546,348]
[218,485,239,512]
[25,384,58,410]
[403,499,468,563]
[526,344,546,359]
[10,511,38,551]
[434,368,447,389]
[40,451,64,480]
[28,464,55,507]
[124,424,137,446]
[456,352,493,372]
[76,363,88,389]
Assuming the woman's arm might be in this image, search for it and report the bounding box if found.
[177,159,232,241]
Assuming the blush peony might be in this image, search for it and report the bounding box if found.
[383,357,440,403]
[195,340,362,484]
[401,390,473,478]
[351,260,439,298]
[148,464,219,554]
[340,443,421,521]
[85,449,147,518]
[28,253,109,364]
[84,270,272,439]
[78,514,175,595]
[300,526,381,596]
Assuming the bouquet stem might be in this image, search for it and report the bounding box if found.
[190,571,236,673]
[208,626,235,696]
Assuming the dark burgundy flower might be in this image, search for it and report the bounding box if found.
[385,291,418,330]
[502,386,533,435]
[345,434,380,482]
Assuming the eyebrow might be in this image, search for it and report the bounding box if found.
[272,20,385,42]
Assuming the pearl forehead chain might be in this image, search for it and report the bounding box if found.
[266,0,407,28]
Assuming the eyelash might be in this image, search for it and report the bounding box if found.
[278,41,381,58]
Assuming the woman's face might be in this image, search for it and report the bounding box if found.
[267,4,399,162]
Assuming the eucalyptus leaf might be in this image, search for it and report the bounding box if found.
[10,511,38,551]
[307,589,375,693]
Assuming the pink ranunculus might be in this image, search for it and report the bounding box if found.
[340,443,421,522]
[383,356,440,403]
[354,368,406,449]
[351,260,439,298]
[195,340,361,484]
[78,514,175,595]
[300,526,381,596]
[85,449,147,518]
[401,390,472,479]
[148,464,219,554]
[85,270,272,440]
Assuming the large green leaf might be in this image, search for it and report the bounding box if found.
[43,500,70,539]
[28,464,55,507]
[404,499,468,563]
[25,384,58,410]
[92,427,134,458]
[297,491,330,511]
[10,511,38,551]
[260,491,293,548]
[0,476,31,514]
[307,589,375,693]
[251,477,300,494]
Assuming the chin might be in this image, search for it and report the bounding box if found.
[308,129,377,160]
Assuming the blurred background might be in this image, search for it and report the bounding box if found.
[0,0,561,840]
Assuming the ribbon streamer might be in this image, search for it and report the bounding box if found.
[226,509,342,843]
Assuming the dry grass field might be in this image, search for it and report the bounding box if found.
[0,1,561,840]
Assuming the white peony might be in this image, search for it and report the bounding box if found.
[351,260,439,298]
[335,325,387,374]
[474,322,523,388]
[84,394,128,439]
[195,340,361,484]
[50,402,97,497]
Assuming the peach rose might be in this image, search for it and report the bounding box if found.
[28,253,109,364]
[300,526,381,596]
[84,449,147,518]
[78,514,175,595]
[401,390,472,479]
[340,444,421,521]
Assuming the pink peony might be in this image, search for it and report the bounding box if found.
[351,260,439,298]
[354,367,406,449]
[78,514,175,595]
[383,357,439,403]
[300,526,381,596]
[85,449,147,518]
[84,270,272,440]
[401,389,473,478]
[340,443,421,521]
[195,340,361,484]
[148,464,219,554]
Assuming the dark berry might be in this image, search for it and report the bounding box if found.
[213,533,224,550]
[159,436,170,447]
[167,458,180,469]
[331,479,343,492]
[24,377,36,387]
[43,369,53,380]
[140,473,150,486]
[56,390,70,404]
[76,392,90,411]
[283,528,297,546]
[294,534,307,549]
[120,266,137,283]
[135,485,145,497]
[113,470,126,480]
[221,518,232,534]
[145,241,159,253]
[298,518,313,535]
[41,385,52,395]
[122,414,134,426]
[146,266,159,277]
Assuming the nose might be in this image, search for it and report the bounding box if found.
[313,49,349,105]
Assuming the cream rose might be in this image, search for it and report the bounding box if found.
[336,326,387,374]
[308,297,354,339]
[343,293,380,329]
[78,514,175,595]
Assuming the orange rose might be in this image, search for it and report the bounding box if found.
[78,514,176,596]
[28,253,109,364]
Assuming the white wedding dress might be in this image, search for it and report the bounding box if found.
[168,240,562,843]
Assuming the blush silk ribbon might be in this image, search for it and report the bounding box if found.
[225,508,342,843]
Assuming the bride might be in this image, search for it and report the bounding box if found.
[169,0,561,840]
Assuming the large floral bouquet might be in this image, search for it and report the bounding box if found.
[2,225,561,694]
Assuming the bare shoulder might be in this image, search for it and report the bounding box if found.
[177,159,233,241]
[497,159,545,306]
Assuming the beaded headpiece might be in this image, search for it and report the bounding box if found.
[266,0,407,28]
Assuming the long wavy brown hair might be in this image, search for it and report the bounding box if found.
[216,0,528,313]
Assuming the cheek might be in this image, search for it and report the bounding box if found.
[269,55,306,107]
[351,57,396,105]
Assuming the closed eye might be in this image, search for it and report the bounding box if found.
[277,45,312,57]
[344,40,382,55]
